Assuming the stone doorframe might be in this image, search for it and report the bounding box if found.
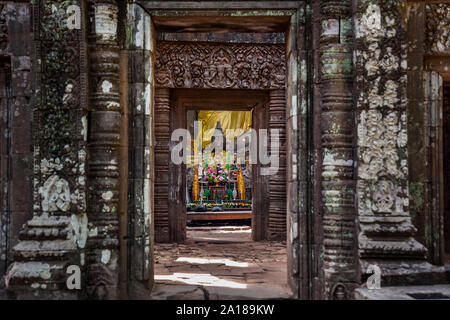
[406,2,450,266]
[153,52,286,243]
[131,1,314,299]
[5,0,446,301]
[156,89,275,243]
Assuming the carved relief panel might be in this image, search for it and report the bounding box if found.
[155,41,286,90]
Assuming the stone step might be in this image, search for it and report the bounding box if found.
[19,226,68,240]
[355,284,450,300]
[17,214,71,241]
[12,239,78,261]
[24,214,70,228]
[5,261,70,289]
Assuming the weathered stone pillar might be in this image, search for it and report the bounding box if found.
[5,0,89,299]
[286,11,301,298]
[86,0,121,299]
[125,2,155,297]
[286,5,310,299]
[422,71,444,264]
[354,0,444,286]
[320,0,357,299]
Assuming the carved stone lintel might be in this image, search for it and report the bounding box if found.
[155,41,286,90]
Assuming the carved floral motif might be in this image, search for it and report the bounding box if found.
[356,3,409,213]
[0,5,8,51]
[356,1,427,262]
[155,42,286,89]
[39,175,71,212]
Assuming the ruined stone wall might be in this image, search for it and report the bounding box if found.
[3,0,154,300]
[5,0,89,299]
[425,3,450,56]
[354,0,445,286]
[424,2,450,264]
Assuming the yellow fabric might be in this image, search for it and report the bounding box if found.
[197,110,252,149]
[192,166,199,201]
[237,166,245,200]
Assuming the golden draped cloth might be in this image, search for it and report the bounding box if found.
[192,166,199,201]
[197,110,252,149]
[237,166,245,201]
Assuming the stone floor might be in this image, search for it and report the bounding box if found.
[150,226,293,300]
[355,284,450,300]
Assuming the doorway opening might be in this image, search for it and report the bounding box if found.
[164,89,277,242]
[186,108,253,241]
[151,89,291,299]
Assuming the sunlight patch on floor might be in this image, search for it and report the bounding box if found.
[155,273,248,289]
[176,256,249,267]
[211,229,252,234]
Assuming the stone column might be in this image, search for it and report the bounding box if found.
[320,0,357,299]
[86,0,121,299]
[286,5,310,298]
[354,0,444,285]
[125,2,155,296]
[286,11,301,298]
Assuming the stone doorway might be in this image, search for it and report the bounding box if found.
[150,87,291,299]
[131,0,298,298]
[165,89,275,242]
[150,58,290,298]
[153,47,288,242]
[123,0,313,300]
